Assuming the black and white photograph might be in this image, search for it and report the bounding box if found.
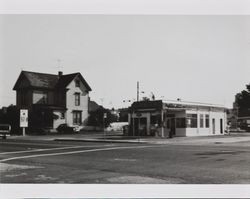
[1,0,250,198]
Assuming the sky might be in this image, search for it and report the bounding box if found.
[0,15,250,109]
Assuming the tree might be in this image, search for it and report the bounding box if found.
[87,107,105,127]
[118,108,129,122]
[87,107,118,128]
[235,83,250,117]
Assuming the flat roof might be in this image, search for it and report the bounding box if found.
[163,100,226,109]
[129,100,226,113]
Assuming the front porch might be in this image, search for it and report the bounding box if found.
[30,104,66,131]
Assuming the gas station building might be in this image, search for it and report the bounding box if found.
[128,100,227,137]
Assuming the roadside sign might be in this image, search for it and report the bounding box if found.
[136,113,142,117]
[20,109,28,127]
[104,113,107,118]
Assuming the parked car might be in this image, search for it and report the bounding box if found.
[0,124,11,139]
[106,122,129,132]
[56,123,80,133]
[71,125,82,132]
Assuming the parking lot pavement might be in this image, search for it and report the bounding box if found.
[1,137,250,183]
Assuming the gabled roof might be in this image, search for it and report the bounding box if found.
[56,72,92,91]
[13,71,58,90]
[56,73,78,88]
[13,70,92,91]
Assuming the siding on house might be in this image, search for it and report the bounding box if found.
[66,76,89,126]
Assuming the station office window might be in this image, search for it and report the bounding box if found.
[205,114,210,128]
[176,118,186,128]
[200,114,204,128]
[75,93,80,106]
[150,115,161,126]
[186,114,197,128]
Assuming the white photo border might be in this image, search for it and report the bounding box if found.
[1,0,250,198]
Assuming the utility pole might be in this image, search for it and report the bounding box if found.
[137,81,139,101]
[161,109,164,137]
[100,98,106,137]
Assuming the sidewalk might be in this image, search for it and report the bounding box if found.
[7,132,250,145]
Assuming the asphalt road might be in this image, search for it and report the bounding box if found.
[1,138,250,183]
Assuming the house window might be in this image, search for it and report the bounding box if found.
[73,111,82,125]
[186,114,197,128]
[75,80,80,87]
[33,91,48,104]
[205,114,210,128]
[200,114,204,128]
[75,93,80,106]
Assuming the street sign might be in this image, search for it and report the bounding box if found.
[20,109,28,127]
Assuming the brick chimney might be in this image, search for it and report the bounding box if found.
[58,71,63,77]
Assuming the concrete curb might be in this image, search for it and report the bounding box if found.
[53,138,149,144]
[7,133,250,145]
[54,136,250,145]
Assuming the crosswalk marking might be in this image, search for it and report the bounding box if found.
[0,145,155,163]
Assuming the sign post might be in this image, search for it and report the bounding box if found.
[103,112,107,137]
[20,109,28,136]
[161,110,164,137]
[136,112,142,142]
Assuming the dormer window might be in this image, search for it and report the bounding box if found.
[75,80,80,87]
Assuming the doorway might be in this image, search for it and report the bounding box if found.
[220,119,223,134]
[170,118,176,136]
[212,118,215,134]
[167,116,176,138]
[131,117,147,136]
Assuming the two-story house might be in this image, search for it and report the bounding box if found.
[13,71,92,131]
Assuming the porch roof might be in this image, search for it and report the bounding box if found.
[32,104,67,111]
